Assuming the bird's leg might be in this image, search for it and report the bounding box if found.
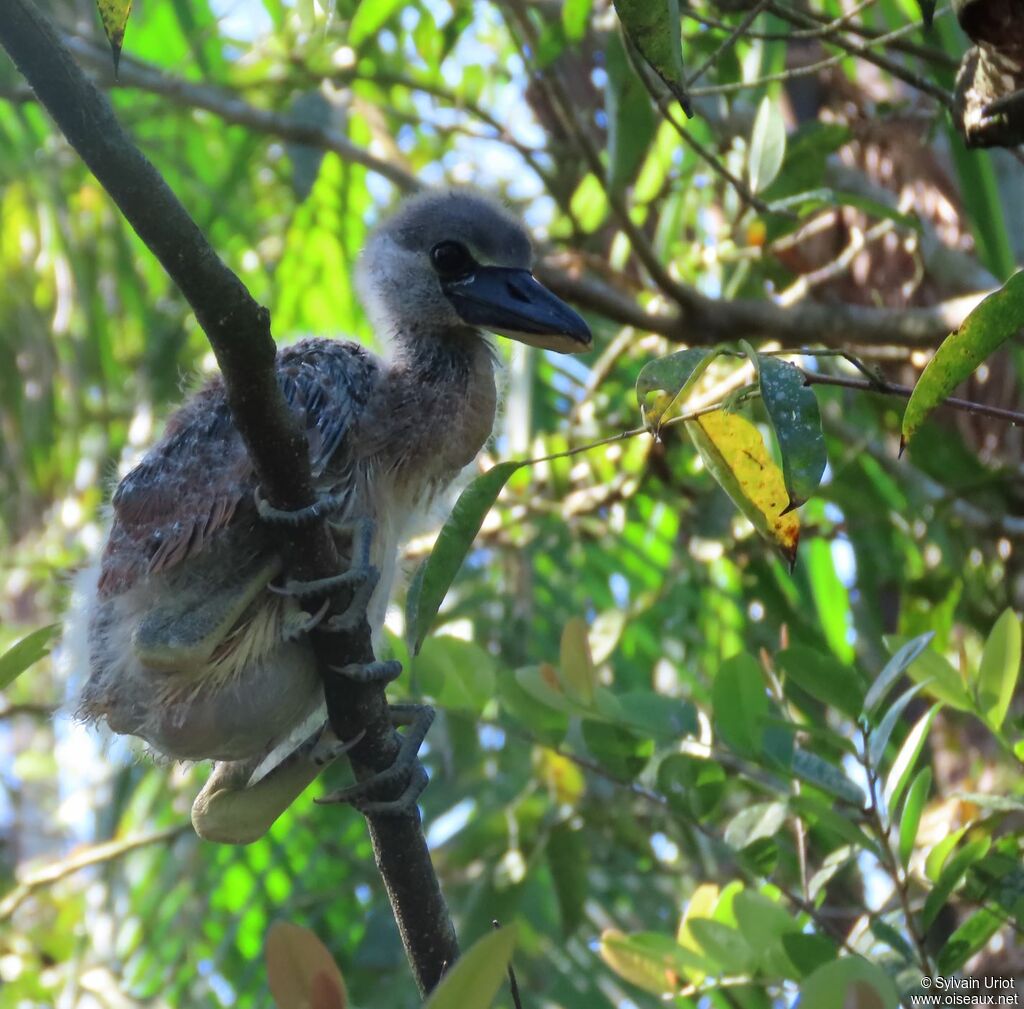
[317,704,434,817]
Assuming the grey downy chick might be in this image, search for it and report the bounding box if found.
[72,189,591,842]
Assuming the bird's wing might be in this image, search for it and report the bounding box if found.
[98,339,380,597]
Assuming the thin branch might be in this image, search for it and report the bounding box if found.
[687,10,954,107]
[685,0,772,88]
[0,825,190,921]
[802,371,1024,427]
[764,1,955,106]
[0,3,456,994]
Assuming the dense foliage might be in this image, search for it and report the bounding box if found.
[2,0,1023,1006]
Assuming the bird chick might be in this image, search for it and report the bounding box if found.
[73,189,591,843]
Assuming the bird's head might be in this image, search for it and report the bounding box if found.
[356,189,592,354]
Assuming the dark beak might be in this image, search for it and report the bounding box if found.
[443,267,592,354]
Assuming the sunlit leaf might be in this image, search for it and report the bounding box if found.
[975,607,1021,731]
[265,921,347,1009]
[922,838,991,929]
[0,625,58,691]
[748,97,786,195]
[938,909,1001,974]
[882,636,972,711]
[349,0,406,46]
[562,0,593,41]
[423,926,516,1009]
[902,271,1024,448]
[559,616,595,705]
[867,681,927,767]
[612,0,691,116]
[688,410,800,566]
[898,767,931,867]
[635,347,717,432]
[599,930,705,996]
[724,801,787,849]
[885,703,941,817]
[406,461,523,654]
[863,632,934,715]
[746,350,826,509]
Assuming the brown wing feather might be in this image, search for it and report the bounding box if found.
[98,338,380,598]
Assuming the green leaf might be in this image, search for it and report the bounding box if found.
[748,97,786,195]
[922,838,991,929]
[561,0,593,39]
[712,652,769,758]
[724,801,787,850]
[870,918,916,963]
[926,824,971,882]
[975,607,1021,730]
[734,891,801,975]
[791,748,865,806]
[406,461,522,654]
[349,0,406,46]
[799,957,901,1009]
[746,350,826,509]
[615,692,698,741]
[688,411,801,567]
[863,632,934,715]
[902,271,1024,448]
[687,919,754,974]
[776,645,862,719]
[781,933,836,977]
[789,794,880,855]
[881,635,972,711]
[0,625,58,691]
[412,637,496,714]
[658,753,726,819]
[605,32,657,195]
[898,767,932,867]
[937,908,1002,974]
[612,0,691,116]
[635,347,717,431]
[868,681,927,768]
[547,822,588,934]
[885,703,941,817]
[582,719,651,779]
[423,925,516,1009]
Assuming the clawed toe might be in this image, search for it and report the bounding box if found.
[317,704,434,817]
[254,486,345,526]
[329,659,403,686]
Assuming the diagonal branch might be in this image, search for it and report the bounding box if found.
[0,0,457,995]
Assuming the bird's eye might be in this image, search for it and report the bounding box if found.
[430,241,475,279]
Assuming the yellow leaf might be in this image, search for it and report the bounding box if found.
[687,411,799,567]
[94,0,133,72]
